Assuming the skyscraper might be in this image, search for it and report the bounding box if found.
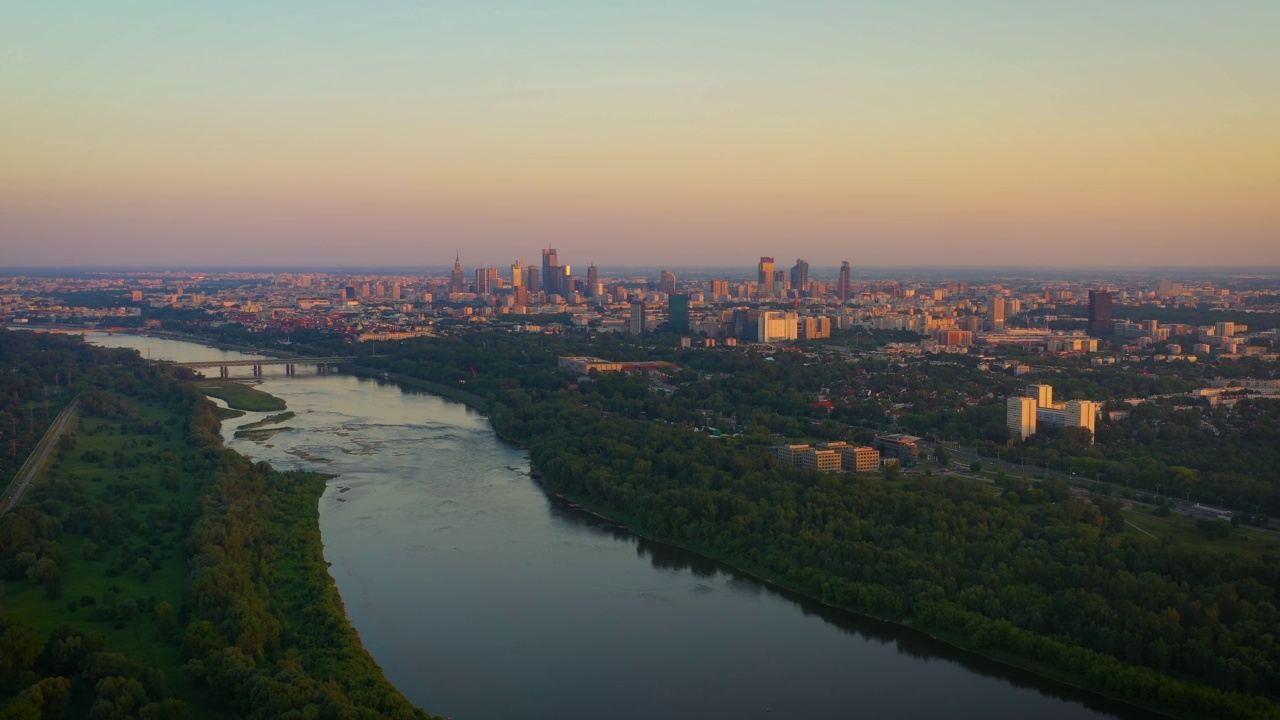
[659,270,676,294]
[839,261,851,303]
[790,258,809,294]
[510,260,524,290]
[587,264,598,292]
[669,294,689,334]
[987,296,1006,331]
[758,257,775,296]
[1088,290,1114,336]
[526,267,539,296]
[629,301,646,335]
[450,254,466,294]
[542,248,558,296]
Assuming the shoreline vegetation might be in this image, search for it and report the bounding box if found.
[0,333,435,718]
[346,360,1180,718]
[322,333,1276,720]
[235,411,296,431]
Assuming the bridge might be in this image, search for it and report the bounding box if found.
[173,357,355,378]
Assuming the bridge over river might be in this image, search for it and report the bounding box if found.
[173,357,355,378]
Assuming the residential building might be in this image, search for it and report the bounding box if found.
[1007,397,1037,440]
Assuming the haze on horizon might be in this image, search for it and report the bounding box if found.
[2,1,1277,268]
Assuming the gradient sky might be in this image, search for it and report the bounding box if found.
[2,1,1277,268]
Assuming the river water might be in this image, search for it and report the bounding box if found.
[85,334,1160,720]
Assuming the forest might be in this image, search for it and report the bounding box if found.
[0,330,434,719]
[329,330,1280,719]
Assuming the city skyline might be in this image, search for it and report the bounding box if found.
[3,2,1278,267]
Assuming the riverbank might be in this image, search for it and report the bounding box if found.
[195,379,288,412]
[392,375,1243,720]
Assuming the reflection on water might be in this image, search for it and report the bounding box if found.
[83,334,1163,720]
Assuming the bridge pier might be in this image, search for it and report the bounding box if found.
[252,364,262,377]
[219,365,229,379]
[286,363,295,377]
[318,363,327,375]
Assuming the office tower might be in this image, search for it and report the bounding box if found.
[774,270,787,295]
[526,267,540,295]
[342,286,356,301]
[542,248,558,295]
[987,296,1006,331]
[630,302,646,334]
[1025,384,1053,408]
[711,279,729,299]
[450,254,466,293]
[758,311,799,343]
[587,264,598,291]
[669,294,690,333]
[1088,290,1113,336]
[839,261,851,303]
[660,270,677,294]
[1006,397,1037,440]
[799,316,831,340]
[475,268,490,296]
[758,257,775,296]
[511,260,524,290]
[790,259,809,294]
[558,265,571,297]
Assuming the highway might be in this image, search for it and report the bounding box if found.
[1,398,79,514]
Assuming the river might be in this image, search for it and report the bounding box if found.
[85,333,1162,720]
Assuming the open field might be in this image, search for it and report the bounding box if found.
[195,379,287,412]
[1123,508,1278,557]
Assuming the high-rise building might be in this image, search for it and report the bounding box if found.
[799,316,831,340]
[629,301,646,335]
[790,258,809,294]
[1026,384,1053,409]
[660,270,677,294]
[542,248,558,296]
[758,311,799,343]
[392,283,402,301]
[587,264,598,292]
[450,254,466,293]
[987,296,1006,331]
[1007,397,1037,440]
[558,265,571,297]
[758,257,775,296]
[510,260,524,290]
[526,267,540,296]
[669,294,690,334]
[1088,290,1114,336]
[839,261,851,303]
[1065,400,1099,438]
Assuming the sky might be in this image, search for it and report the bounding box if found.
[1,1,1277,269]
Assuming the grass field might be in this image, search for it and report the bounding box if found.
[196,379,287,412]
[1123,508,1279,557]
[4,395,227,717]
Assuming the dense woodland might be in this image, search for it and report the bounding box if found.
[0,331,433,719]
[324,330,1280,719]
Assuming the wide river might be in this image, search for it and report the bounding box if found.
[86,333,1162,720]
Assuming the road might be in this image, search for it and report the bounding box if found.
[1,398,79,514]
